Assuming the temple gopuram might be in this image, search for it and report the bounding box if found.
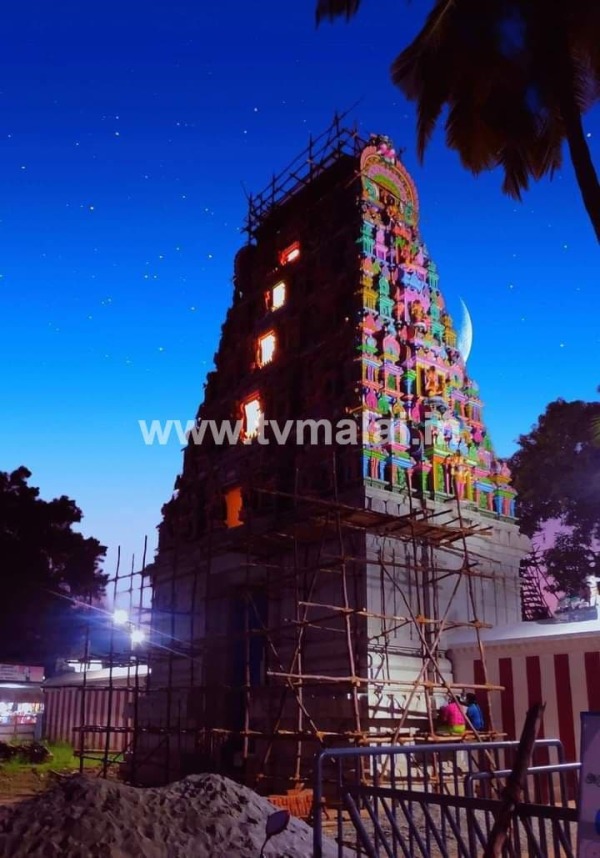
[133,125,529,791]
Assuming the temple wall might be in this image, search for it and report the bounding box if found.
[362,486,529,729]
[450,619,600,769]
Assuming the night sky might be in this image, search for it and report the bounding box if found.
[1,1,598,573]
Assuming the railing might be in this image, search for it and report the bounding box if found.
[464,762,580,857]
[313,741,579,858]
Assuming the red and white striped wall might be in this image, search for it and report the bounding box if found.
[449,618,600,762]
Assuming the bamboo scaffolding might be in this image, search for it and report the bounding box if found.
[256,492,333,775]
[452,474,496,733]
[133,547,515,597]
[298,600,492,629]
[73,476,513,787]
[71,467,517,790]
[266,672,503,691]
[332,456,363,760]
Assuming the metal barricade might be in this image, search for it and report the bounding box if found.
[313,740,578,858]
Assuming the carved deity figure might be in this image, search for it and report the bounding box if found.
[424,367,444,398]
[394,297,406,323]
[441,311,453,335]
[410,398,423,422]
[367,417,379,444]
[370,455,380,479]
[453,460,468,499]
[378,272,390,296]
[472,426,483,444]
[365,390,378,410]
[363,177,379,201]
[396,240,408,265]
[392,399,406,420]
[363,257,375,278]
[381,190,400,220]
[410,300,426,325]
[441,312,457,347]
[413,245,425,267]
[429,287,442,321]
[427,260,439,287]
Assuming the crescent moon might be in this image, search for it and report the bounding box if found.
[456,298,473,364]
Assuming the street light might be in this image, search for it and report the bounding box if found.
[130,628,146,646]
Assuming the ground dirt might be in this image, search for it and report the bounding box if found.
[0,772,347,857]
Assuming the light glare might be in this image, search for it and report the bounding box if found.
[130,628,146,645]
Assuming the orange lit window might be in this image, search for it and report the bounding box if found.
[279,241,300,265]
[271,281,286,310]
[225,487,243,528]
[258,331,276,366]
[243,396,263,438]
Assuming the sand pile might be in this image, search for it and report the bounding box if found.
[0,773,344,857]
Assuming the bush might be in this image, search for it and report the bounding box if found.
[0,742,51,765]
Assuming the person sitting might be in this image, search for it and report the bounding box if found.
[464,693,485,731]
[436,695,466,735]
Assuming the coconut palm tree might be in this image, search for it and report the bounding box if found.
[316,0,600,241]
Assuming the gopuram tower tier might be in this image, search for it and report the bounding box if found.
[136,125,529,790]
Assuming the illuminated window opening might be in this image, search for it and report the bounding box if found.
[279,241,300,265]
[258,331,276,366]
[271,281,286,310]
[243,396,263,438]
[225,487,243,528]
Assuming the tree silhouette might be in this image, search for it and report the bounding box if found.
[543,533,598,596]
[0,467,107,671]
[509,399,600,595]
[316,0,600,241]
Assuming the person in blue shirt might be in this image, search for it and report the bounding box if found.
[464,693,485,731]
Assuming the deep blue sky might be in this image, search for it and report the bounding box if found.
[1,0,598,573]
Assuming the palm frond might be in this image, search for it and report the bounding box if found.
[568,0,600,95]
[315,0,361,24]
[532,108,564,179]
[415,87,447,159]
[445,100,502,172]
[391,0,460,100]
[499,96,543,195]
[333,0,600,223]
[407,0,459,53]
[570,53,597,112]
[499,146,531,199]
[392,1,469,160]
[393,0,513,164]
